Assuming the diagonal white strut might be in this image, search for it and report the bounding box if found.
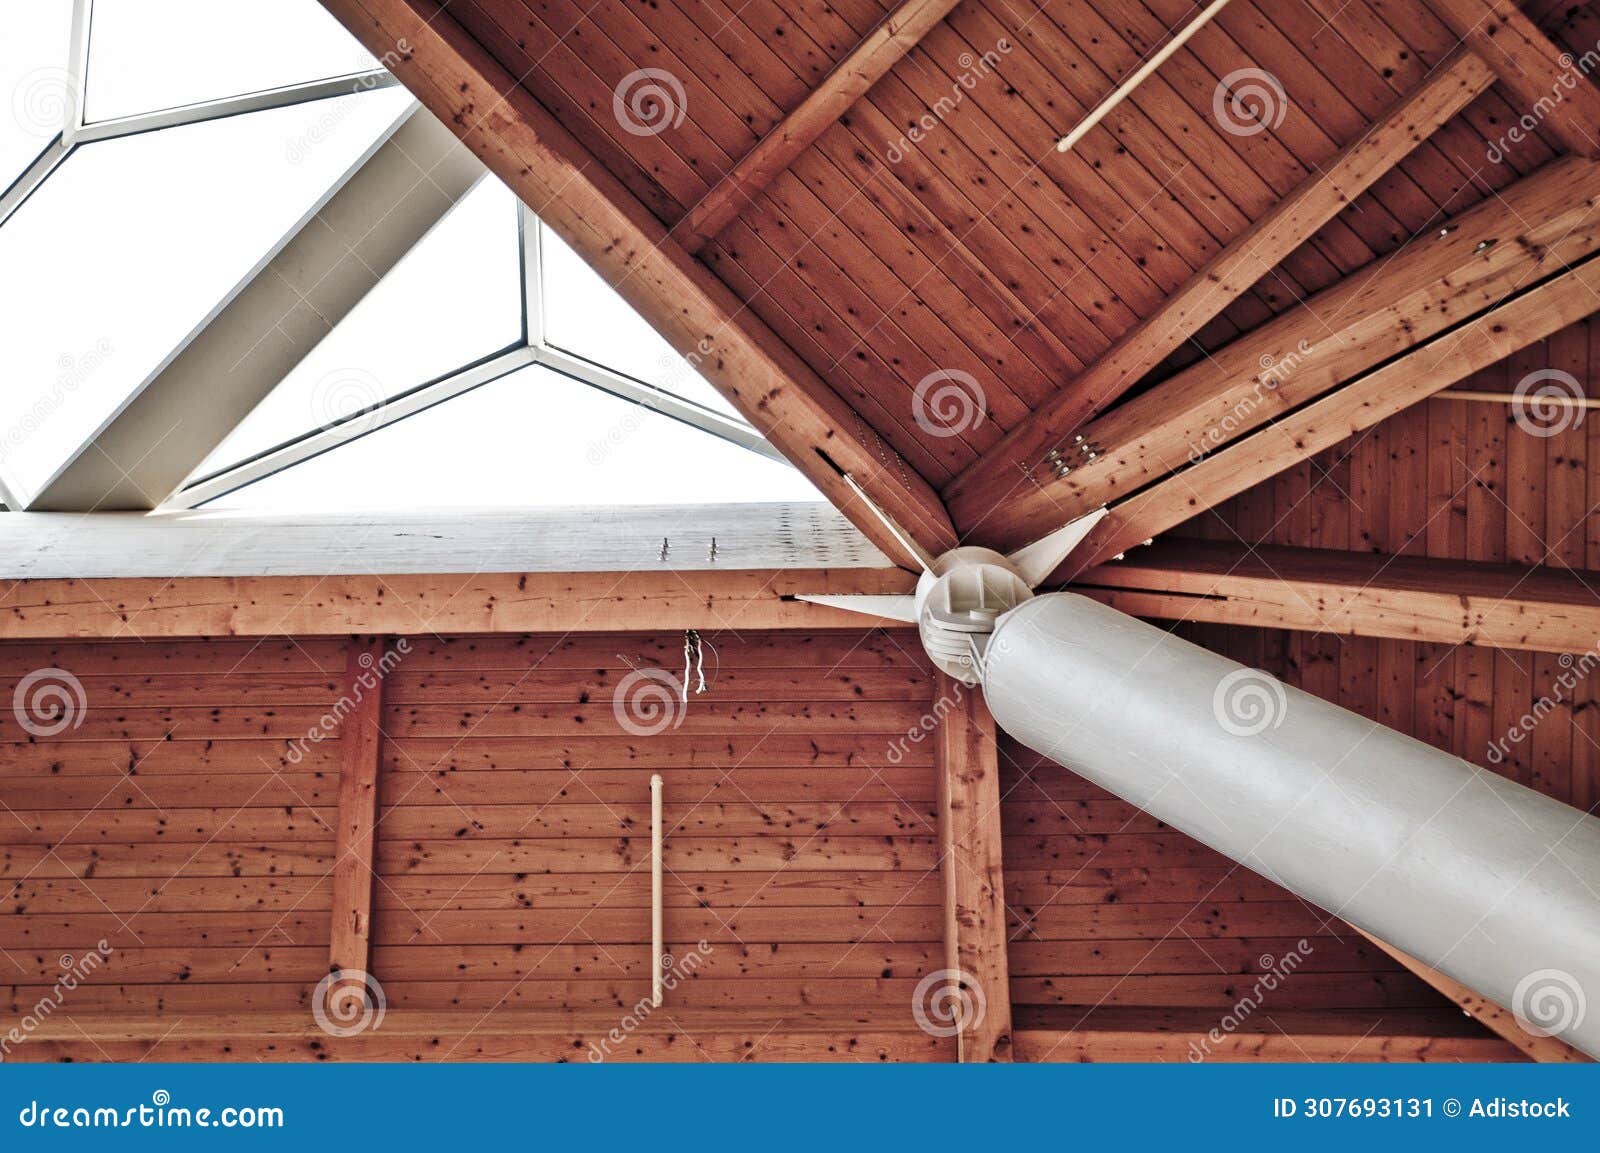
[983,592,1600,1058]
[805,514,1600,1057]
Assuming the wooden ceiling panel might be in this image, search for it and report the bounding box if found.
[326,0,1600,559]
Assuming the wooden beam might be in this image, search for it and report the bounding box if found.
[1430,0,1600,158]
[319,0,956,569]
[935,673,1013,1062]
[0,568,917,638]
[1059,247,1600,575]
[944,50,1497,538]
[1012,1007,1523,1062]
[984,154,1600,556]
[1077,541,1600,653]
[676,0,962,253]
[327,636,386,1006]
[1355,929,1591,1062]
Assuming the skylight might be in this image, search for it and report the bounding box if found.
[0,0,810,514]
[83,0,378,123]
[0,87,410,499]
[207,364,820,509]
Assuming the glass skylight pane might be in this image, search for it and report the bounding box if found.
[84,0,379,122]
[540,225,747,422]
[1,0,74,186]
[206,364,819,510]
[0,87,411,500]
[193,177,523,479]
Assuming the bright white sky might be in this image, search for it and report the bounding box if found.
[0,0,819,509]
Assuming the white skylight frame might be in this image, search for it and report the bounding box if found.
[0,0,794,513]
[162,201,788,510]
[0,0,400,231]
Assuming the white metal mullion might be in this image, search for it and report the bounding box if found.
[63,0,93,144]
[0,138,72,230]
[164,345,539,510]
[533,344,788,465]
[520,205,544,348]
[72,70,401,145]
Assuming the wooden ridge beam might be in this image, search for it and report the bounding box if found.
[944,50,1498,540]
[1430,0,1600,159]
[1076,541,1600,653]
[0,568,917,639]
[993,154,1600,557]
[676,0,964,253]
[935,674,1013,1062]
[1057,246,1600,576]
[319,0,956,568]
[1355,930,1591,1062]
[328,636,387,1006]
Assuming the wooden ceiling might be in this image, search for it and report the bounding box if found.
[315,0,1600,574]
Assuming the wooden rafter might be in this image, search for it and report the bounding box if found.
[676,0,963,253]
[328,637,386,1002]
[1078,542,1600,653]
[1429,0,1600,159]
[319,0,956,569]
[1057,245,1600,576]
[935,674,1013,1062]
[1356,930,1590,1062]
[944,50,1498,540]
[0,568,917,639]
[976,154,1600,554]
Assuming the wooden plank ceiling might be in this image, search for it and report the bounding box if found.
[321,0,1600,582]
